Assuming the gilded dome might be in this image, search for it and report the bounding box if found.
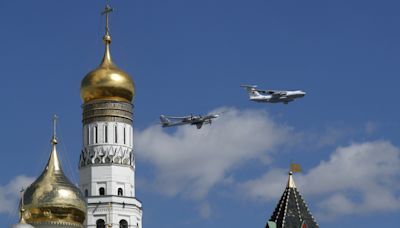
[22,137,86,227]
[80,36,135,103]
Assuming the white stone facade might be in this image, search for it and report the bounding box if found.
[80,117,142,227]
[79,122,134,167]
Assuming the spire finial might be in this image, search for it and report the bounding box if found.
[51,114,58,145]
[101,2,114,44]
[287,163,301,188]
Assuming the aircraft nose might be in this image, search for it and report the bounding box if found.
[301,91,306,96]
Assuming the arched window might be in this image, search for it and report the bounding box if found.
[99,187,105,196]
[84,189,88,197]
[96,219,105,228]
[118,188,123,196]
[119,219,128,228]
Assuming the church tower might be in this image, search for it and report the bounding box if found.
[265,172,318,228]
[78,4,143,228]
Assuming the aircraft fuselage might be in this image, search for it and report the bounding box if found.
[250,91,306,104]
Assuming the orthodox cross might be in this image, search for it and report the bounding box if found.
[101,3,114,35]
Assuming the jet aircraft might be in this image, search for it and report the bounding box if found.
[240,85,306,104]
[160,114,219,129]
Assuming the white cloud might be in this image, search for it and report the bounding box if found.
[239,141,400,218]
[136,107,293,199]
[0,175,35,215]
[136,106,400,220]
[300,124,355,149]
[238,168,287,201]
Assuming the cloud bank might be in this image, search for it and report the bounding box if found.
[136,107,293,199]
[135,106,400,219]
[0,175,35,215]
[240,141,400,219]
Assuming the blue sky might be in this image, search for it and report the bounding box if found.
[1,0,400,227]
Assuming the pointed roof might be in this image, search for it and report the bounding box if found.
[266,172,318,228]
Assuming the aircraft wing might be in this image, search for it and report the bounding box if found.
[162,121,189,128]
[201,115,217,120]
[163,115,192,120]
[265,90,287,96]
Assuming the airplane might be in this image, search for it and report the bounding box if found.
[160,114,220,129]
[240,85,306,104]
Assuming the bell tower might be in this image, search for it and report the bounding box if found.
[78,4,143,228]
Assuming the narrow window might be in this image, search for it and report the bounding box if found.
[115,126,118,143]
[99,187,105,196]
[95,126,98,144]
[84,189,88,197]
[96,219,105,228]
[118,188,123,196]
[86,126,89,145]
[130,127,132,146]
[119,220,128,228]
[123,127,126,144]
[105,125,108,143]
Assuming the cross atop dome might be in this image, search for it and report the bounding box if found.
[80,3,135,103]
[101,3,113,44]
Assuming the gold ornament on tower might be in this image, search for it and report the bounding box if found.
[80,4,135,103]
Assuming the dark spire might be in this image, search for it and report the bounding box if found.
[266,172,318,228]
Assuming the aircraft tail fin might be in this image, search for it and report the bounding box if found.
[160,115,171,127]
[240,85,261,98]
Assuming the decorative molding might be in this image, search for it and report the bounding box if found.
[79,145,134,168]
[82,100,133,125]
[29,221,84,227]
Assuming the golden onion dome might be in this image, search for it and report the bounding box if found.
[80,29,135,103]
[22,135,86,227]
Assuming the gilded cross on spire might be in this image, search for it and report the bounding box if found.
[101,3,114,44]
[52,114,58,145]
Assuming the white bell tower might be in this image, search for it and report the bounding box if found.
[78,4,142,228]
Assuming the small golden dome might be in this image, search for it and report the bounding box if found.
[80,35,135,103]
[22,137,86,227]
